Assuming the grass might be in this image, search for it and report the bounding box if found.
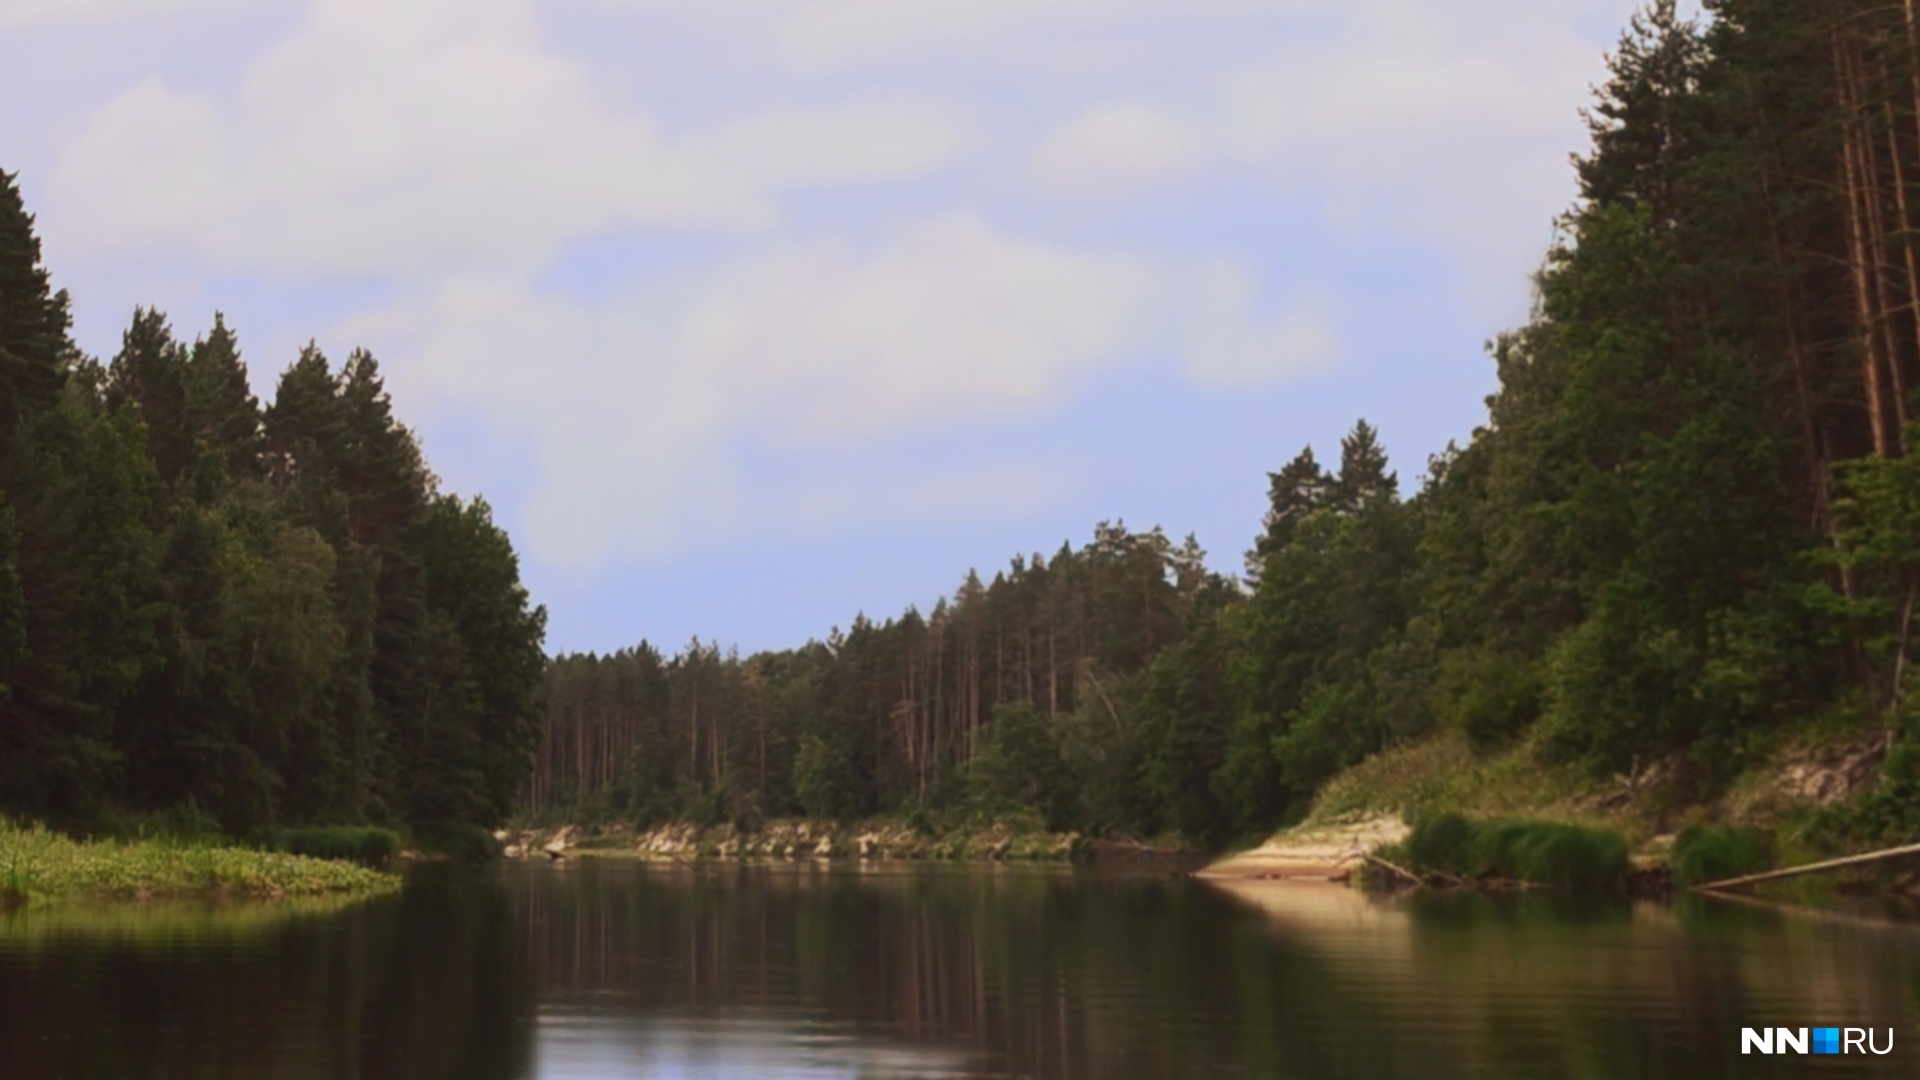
[263,826,402,867]
[1309,731,1601,828]
[0,822,399,907]
[1393,812,1630,890]
[1670,824,1775,888]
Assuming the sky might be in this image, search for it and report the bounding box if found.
[0,0,1653,657]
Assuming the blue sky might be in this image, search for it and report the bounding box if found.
[0,0,1650,656]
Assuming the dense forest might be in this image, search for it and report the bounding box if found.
[0,170,547,835]
[534,0,1920,845]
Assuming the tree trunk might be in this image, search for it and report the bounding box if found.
[1840,34,1896,457]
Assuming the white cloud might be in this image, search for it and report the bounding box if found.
[1032,104,1202,195]
[691,99,974,193]
[25,0,1642,573]
[47,0,969,279]
[777,0,1127,71]
[0,0,267,28]
[1181,263,1335,389]
[348,216,1163,564]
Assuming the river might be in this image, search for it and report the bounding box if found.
[2,859,1917,1078]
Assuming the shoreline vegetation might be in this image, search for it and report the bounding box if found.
[1208,724,1920,900]
[0,823,398,908]
[503,817,1199,867]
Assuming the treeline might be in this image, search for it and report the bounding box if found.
[0,170,547,834]
[537,521,1244,832]
[537,0,1920,844]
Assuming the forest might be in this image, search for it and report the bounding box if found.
[533,0,1920,846]
[0,170,548,836]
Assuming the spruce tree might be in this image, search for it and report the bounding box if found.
[1333,419,1397,512]
[0,169,69,441]
[1246,445,1327,580]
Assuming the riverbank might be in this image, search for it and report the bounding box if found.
[501,818,1202,867]
[0,823,400,907]
[1204,724,1913,894]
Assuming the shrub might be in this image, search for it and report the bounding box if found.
[1671,824,1774,887]
[410,822,502,862]
[264,827,403,867]
[1436,649,1541,748]
[1400,814,1629,890]
[1405,812,1476,875]
[793,733,859,822]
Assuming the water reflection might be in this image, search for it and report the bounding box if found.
[4,860,1920,1078]
[0,865,531,1080]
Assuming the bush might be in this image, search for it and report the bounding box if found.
[410,822,502,862]
[1400,813,1629,890]
[264,826,403,867]
[1671,823,1773,887]
[793,733,860,822]
[1404,812,1477,875]
[1436,649,1541,748]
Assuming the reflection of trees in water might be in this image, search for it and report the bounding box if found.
[508,862,1920,1080]
[0,866,533,1080]
[9,865,1920,1080]
[507,862,1373,1079]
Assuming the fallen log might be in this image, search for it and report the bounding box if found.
[1692,840,1920,892]
[1363,854,1425,887]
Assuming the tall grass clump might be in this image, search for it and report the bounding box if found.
[1671,824,1774,887]
[1400,813,1629,890]
[264,827,402,867]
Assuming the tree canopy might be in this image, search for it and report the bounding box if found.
[0,169,546,834]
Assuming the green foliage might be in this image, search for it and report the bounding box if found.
[793,733,859,823]
[1671,824,1774,887]
[1401,813,1630,890]
[264,826,402,867]
[409,822,502,863]
[969,704,1076,829]
[0,169,544,839]
[1434,648,1541,748]
[0,821,396,904]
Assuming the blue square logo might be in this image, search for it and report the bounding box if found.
[1813,1028,1841,1055]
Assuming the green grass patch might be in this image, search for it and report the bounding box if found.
[1308,732,1595,828]
[0,822,397,906]
[1671,824,1775,887]
[262,826,402,867]
[1397,813,1630,890]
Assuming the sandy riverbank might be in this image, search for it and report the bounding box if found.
[1195,814,1407,881]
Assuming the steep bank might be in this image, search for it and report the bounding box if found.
[1203,726,1900,889]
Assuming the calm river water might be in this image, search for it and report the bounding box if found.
[3,859,1920,1078]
